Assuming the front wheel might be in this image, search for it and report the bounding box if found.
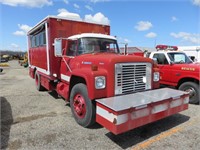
[178,82,200,104]
[70,83,96,127]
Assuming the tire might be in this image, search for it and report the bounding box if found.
[70,83,96,127]
[35,71,45,91]
[178,82,200,104]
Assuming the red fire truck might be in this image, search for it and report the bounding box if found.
[149,45,200,104]
[28,16,189,135]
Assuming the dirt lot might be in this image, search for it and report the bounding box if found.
[1,60,200,150]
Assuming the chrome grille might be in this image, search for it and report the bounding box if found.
[115,63,152,95]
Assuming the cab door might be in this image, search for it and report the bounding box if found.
[152,53,173,85]
[60,40,77,83]
[56,39,76,100]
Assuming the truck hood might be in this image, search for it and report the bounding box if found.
[68,53,153,71]
[76,53,152,67]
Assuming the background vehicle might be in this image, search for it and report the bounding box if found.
[149,45,200,104]
[28,16,189,135]
[19,52,28,67]
[178,46,200,62]
[0,56,8,62]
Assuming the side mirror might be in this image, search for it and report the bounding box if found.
[54,38,62,56]
[169,61,174,65]
[152,58,158,64]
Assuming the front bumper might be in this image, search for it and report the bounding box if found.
[96,88,189,135]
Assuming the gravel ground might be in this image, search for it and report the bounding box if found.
[0,60,200,150]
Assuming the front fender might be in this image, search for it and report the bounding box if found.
[71,68,108,100]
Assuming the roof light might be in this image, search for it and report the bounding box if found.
[156,45,178,51]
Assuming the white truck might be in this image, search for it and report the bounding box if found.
[178,46,200,62]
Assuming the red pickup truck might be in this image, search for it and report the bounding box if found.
[149,45,200,104]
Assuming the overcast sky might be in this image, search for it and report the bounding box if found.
[0,0,200,51]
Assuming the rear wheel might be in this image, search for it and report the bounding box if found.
[35,71,44,91]
[70,83,96,127]
[178,82,199,104]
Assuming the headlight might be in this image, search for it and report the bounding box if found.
[153,72,160,82]
[95,76,106,89]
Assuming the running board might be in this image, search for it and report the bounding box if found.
[96,88,189,135]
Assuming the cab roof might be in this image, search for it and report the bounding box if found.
[67,33,117,40]
[152,51,185,54]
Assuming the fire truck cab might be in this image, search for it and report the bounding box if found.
[149,45,200,104]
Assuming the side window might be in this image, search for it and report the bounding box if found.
[35,34,40,47]
[30,36,35,47]
[67,41,77,56]
[153,53,169,65]
[42,31,46,45]
[38,31,46,46]
[29,28,46,48]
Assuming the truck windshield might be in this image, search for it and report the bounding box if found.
[77,37,119,55]
[167,52,193,64]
